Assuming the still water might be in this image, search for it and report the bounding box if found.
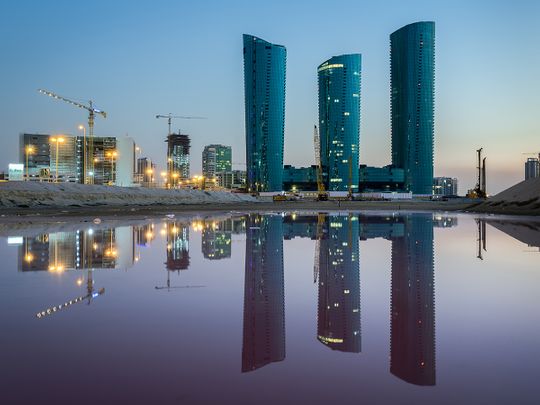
[1,212,539,404]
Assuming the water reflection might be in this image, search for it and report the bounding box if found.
[15,212,539,387]
[242,214,286,372]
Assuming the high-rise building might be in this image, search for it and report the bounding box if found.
[390,214,435,386]
[242,214,285,372]
[19,133,51,179]
[391,21,435,195]
[167,132,190,182]
[317,215,361,353]
[318,54,361,192]
[202,144,232,180]
[243,34,286,192]
[136,157,156,186]
[433,177,458,196]
[525,157,539,180]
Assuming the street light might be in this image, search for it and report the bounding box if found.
[50,136,65,183]
[25,145,34,181]
[78,125,86,184]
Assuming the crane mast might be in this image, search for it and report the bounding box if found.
[38,89,107,184]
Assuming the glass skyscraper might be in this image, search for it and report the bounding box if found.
[390,21,435,195]
[243,34,286,192]
[318,54,361,192]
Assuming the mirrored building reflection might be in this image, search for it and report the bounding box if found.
[390,213,436,386]
[165,222,190,271]
[242,214,285,372]
[201,219,232,260]
[317,214,361,353]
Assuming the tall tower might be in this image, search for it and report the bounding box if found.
[167,132,190,181]
[318,54,361,192]
[391,21,435,195]
[390,213,435,386]
[243,34,286,192]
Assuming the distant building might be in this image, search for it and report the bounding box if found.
[359,165,405,192]
[202,144,232,179]
[167,132,190,182]
[318,54,361,192]
[216,169,246,189]
[19,133,51,179]
[282,165,318,191]
[525,157,539,180]
[243,34,286,192]
[391,22,435,195]
[433,177,458,196]
[136,157,156,186]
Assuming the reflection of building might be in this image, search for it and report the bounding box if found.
[201,219,232,260]
[390,213,435,386]
[202,144,232,179]
[318,54,361,192]
[391,21,435,195]
[243,34,286,192]
[242,214,285,372]
[167,132,190,181]
[166,222,190,270]
[317,215,361,352]
[18,227,136,272]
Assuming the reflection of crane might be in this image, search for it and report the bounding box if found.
[475,218,487,260]
[38,89,107,184]
[313,213,327,283]
[314,125,328,201]
[36,284,105,318]
[154,270,205,291]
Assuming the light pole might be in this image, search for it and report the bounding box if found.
[25,145,34,181]
[78,125,86,184]
[50,136,65,183]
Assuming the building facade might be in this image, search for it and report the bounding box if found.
[167,132,190,182]
[282,165,318,191]
[525,157,539,180]
[318,54,361,192]
[19,133,52,179]
[202,144,232,179]
[391,21,435,195]
[243,34,286,192]
[359,165,405,192]
[433,177,458,196]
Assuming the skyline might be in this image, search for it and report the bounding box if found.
[1,0,539,193]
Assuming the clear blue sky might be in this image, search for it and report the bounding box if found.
[1,0,538,193]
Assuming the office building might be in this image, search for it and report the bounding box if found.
[167,132,190,182]
[243,34,286,192]
[390,214,435,386]
[525,157,539,180]
[391,22,435,195]
[282,165,318,191]
[136,157,156,186]
[318,54,361,192]
[433,177,458,196]
[19,133,51,179]
[202,144,232,179]
[242,214,285,372]
[359,165,405,192]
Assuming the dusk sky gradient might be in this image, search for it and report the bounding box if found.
[1,0,538,193]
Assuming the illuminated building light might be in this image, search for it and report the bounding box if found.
[318,335,344,344]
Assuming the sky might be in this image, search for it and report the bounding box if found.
[0,0,539,194]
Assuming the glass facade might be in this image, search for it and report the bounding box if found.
[243,34,286,192]
[202,144,232,179]
[391,21,435,195]
[318,54,361,192]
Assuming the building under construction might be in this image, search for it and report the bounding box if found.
[167,132,190,181]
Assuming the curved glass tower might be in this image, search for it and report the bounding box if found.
[390,21,435,195]
[243,34,286,192]
[318,54,361,192]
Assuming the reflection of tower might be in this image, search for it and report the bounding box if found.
[201,219,232,260]
[166,222,190,271]
[19,234,50,272]
[242,214,285,372]
[390,214,435,385]
[317,215,361,353]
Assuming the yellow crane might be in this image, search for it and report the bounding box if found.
[314,125,328,201]
[38,89,107,184]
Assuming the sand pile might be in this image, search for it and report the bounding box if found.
[0,182,257,209]
[470,177,540,215]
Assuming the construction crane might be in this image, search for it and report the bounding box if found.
[314,125,328,201]
[156,113,206,187]
[38,89,107,184]
[467,148,487,198]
